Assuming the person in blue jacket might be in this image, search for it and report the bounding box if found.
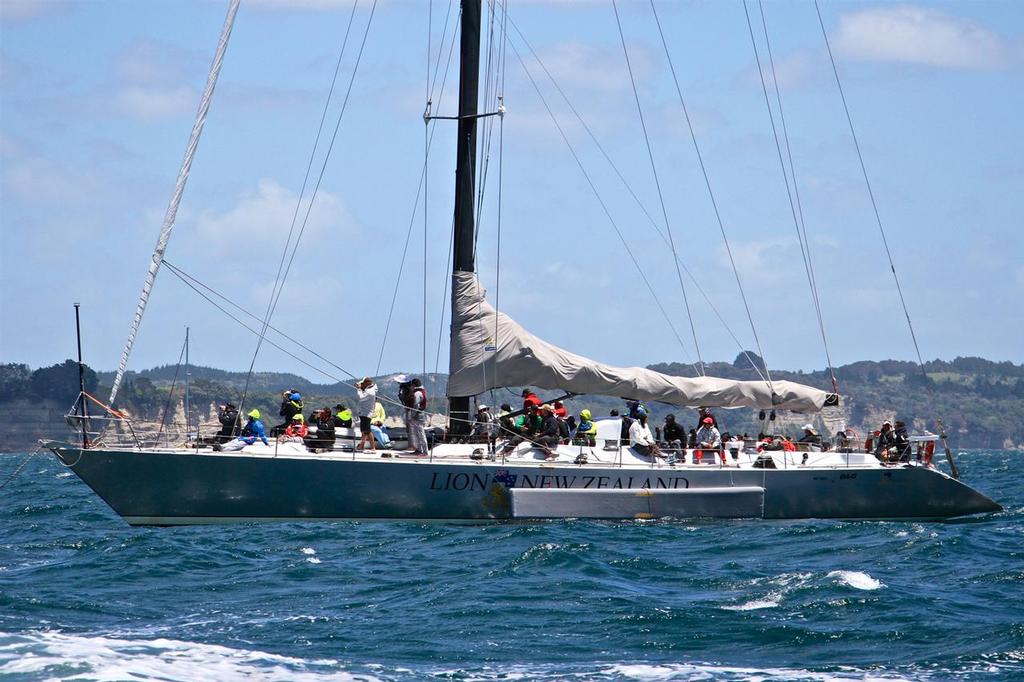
[215,409,269,451]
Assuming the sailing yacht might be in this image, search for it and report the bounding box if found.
[45,0,1000,524]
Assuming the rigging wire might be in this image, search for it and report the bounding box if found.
[156,335,188,442]
[108,0,239,404]
[163,262,353,383]
[612,0,705,375]
[161,259,509,430]
[238,0,375,415]
[742,0,835,394]
[509,39,701,373]
[375,10,460,375]
[757,0,836,393]
[812,0,925,371]
[503,10,767,382]
[493,0,509,378]
[423,84,429,377]
[649,0,773,387]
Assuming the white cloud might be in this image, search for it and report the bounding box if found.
[114,86,197,120]
[115,40,206,86]
[0,0,71,24]
[530,41,651,95]
[1,154,102,205]
[833,6,1011,70]
[193,179,356,259]
[245,0,357,9]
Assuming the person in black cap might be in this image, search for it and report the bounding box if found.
[215,402,240,443]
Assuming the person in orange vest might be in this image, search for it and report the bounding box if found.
[280,414,308,443]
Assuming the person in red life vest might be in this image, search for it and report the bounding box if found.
[552,400,568,419]
[280,414,308,443]
[521,388,541,412]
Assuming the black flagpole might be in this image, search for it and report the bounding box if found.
[74,303,89,449]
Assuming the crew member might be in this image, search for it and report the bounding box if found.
[216,409,269,452]
[629,413,662,458]
[356,378,377,452]
[215,402,240,443]
[695,416,722,449]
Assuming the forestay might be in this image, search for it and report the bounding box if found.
[448,272,831,412]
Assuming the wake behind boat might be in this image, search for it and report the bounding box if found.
[46,0,1001,524]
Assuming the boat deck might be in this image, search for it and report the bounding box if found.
[71,439,914,473]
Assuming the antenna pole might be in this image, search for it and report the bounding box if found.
[448,0,481,436]
[74,303,89,449]
[185,326,191,443]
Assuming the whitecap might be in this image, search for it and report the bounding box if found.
[0,630,358,681]
[721,596,781,611]
[300,547,316,555]
[592,662,906,680]
[828,570,884,590]
[307,557,322,564]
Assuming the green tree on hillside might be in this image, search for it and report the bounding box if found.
[29,360,98,405]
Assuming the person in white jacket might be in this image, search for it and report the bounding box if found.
[356,377,377,452]
[628,413,662,458]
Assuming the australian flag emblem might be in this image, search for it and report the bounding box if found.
[493,469,517,488]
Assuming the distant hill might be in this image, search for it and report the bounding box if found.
[649,354,1024,449]
[3,355,1022,451]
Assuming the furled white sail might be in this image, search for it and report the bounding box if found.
[109,0,240,404]
[448,272,831,412]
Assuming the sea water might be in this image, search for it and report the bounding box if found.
[0,450,1020,681]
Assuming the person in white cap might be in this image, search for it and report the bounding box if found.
[470,404,495,442]
[874,420,897,460]
[356,377,377,452]
[798,423,822,447]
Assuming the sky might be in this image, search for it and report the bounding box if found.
[1,0,1022,387]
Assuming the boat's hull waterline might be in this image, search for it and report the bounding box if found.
[44,442,1000,525]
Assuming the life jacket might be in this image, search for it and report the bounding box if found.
[398,381,415,407]
[628,401,648,419]
[285,422,308,438]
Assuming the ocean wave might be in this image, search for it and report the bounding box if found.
[827,570,884,591]
[721,595,782,611]
[0,637,929,682]
[0,631,359,681]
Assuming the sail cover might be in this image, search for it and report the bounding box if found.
[448,272,830,413]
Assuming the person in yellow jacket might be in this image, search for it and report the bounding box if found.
[575,409,598,446]
[369,401,391,448]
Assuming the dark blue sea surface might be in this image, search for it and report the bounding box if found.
[1,450,1021,681]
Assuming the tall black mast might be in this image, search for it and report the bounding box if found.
[448,0,481,435]
[74,303,89,449]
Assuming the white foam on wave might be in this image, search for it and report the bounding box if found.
[0,630,363,681]
[828,570,884,591]
[301,547,317,555]
[721,595,781,611]
[604,663,878,680]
